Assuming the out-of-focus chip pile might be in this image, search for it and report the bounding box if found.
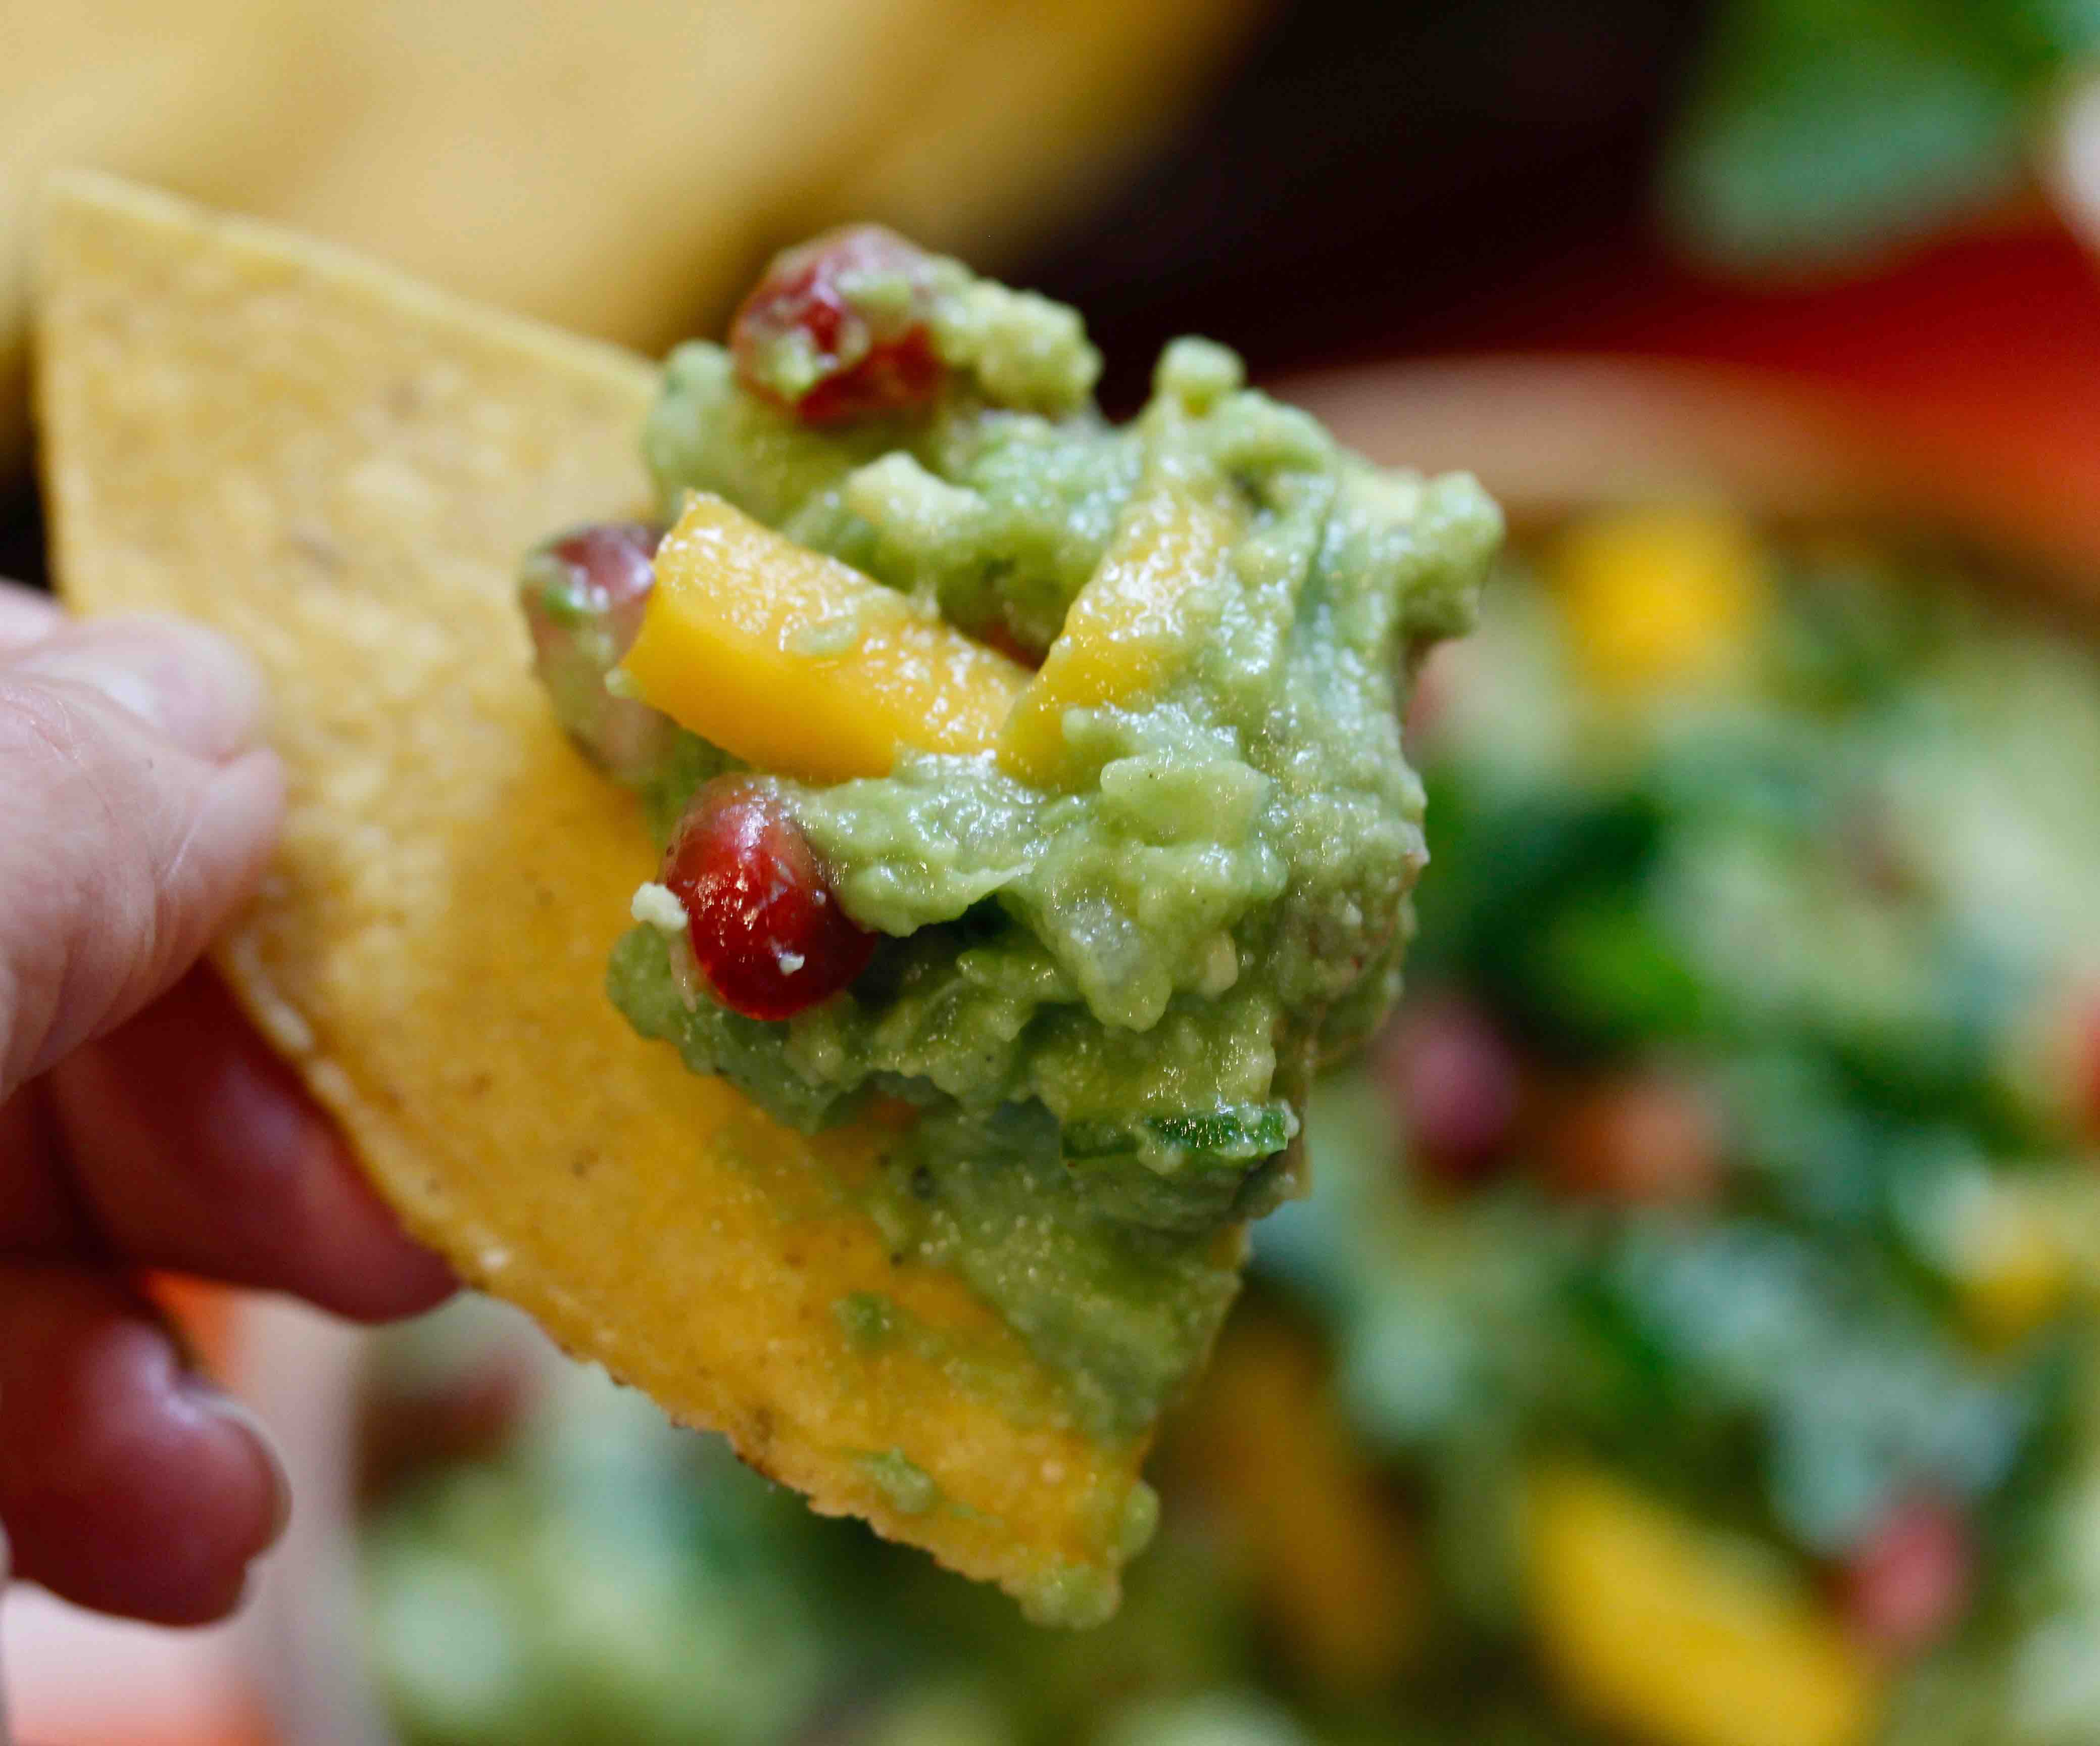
[3,0,1257,471]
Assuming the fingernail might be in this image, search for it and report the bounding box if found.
[182,1378,294,1555]
[14,616,266,762]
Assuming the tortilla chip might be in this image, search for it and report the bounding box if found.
[0,3,1261,473]
[35,172,1150,1616]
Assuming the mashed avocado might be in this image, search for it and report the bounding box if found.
[393,496,2100,1740]
[523,228,1499,1441]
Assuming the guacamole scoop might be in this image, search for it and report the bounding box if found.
[522,227,1500,1445]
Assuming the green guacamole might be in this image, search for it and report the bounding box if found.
[523,231,1498,1441]
[394,512,2100,1746]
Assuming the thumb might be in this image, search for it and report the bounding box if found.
[0,614,283,1099]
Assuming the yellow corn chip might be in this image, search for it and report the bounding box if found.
[35,172,1151,1621]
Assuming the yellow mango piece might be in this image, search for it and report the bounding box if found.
[1168,1315,1420,1693]
[1957,1182,2080,1348]
[1530,1467,1883,1746]
[1555,506,1763,697]
[623,493,1031,784]
[999,474,1239,786]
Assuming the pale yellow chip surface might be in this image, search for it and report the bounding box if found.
[0,1,1261,473]
[35,173,1148,1613]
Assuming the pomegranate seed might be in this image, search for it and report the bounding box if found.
[523,521,661,653]
[1838,1494,1973,1654]
[731,225,945,424]
[1546,1067,1723,1207]
[662,778,876,1021]
[1377,995,1522,1186]
[2073,991,2100,1145]
[520,521,670,780]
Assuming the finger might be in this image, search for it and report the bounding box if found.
[0,1265,287,1625]
[0,1082,95,1255]
[46,968,455,1320]
[0,582,61,652]
[0,1522,10,1746]
[0,616,283,1098]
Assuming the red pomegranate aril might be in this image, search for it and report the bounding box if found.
[520,521,669,782]
[1839,1494,1973,1655]
[2073,990,2100,1145]
[523,521,662,655]
[1546,1067,1723,1207]
[798,328,943,425]
[662,778,876,1022]
[1378,995,1522,1186]
[731,224,945,424]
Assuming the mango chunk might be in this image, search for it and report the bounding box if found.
[1170,1314,1421,1694]
[998,474,1239,787]
[1955,1179,2083,1348]
[1554,506,1763,698]
[623,493,1031,784]
[1529,1466,1882,1746]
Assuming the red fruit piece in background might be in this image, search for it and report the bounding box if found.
[356,1327,546,1506]
[1839,1494,1974,1656]
[2074,991,2100,1146]
[1546,1066,1723,1207]
[1401,640,1461,758]
[1377,995,1522,1186]
[662,778,876,1022]
[731,224,945,424]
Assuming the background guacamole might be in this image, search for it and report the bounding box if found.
[387,506,2100,1746]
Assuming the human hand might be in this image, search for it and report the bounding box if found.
[0,583,452,1628]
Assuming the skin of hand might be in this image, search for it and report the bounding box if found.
[0,581,453,1629]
